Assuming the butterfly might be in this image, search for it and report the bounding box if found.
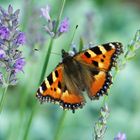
[36,42,123,113]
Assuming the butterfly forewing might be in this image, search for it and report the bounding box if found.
[74,42,123,71]
[36,65,63,103]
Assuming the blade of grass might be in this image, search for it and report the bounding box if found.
[54,111,67,140]
[22,0,66,139]
[0,85,8,113]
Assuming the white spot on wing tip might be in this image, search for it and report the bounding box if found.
[39,86,43,94]
[109,43,115,49]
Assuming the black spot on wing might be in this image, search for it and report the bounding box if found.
[41,82,47,91]
[58,81,61,89]
[101,59,104,62]
[91,47,102,55]
[47,73,53,85]
[92,60,98,67]
[55,70,59,77]
[103,44,112,51]
[84,52,91,58]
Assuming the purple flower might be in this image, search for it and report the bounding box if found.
[15,32,26,45]
[0,49,6,58]
[41,5,51,21]
[14,58,25,73]
[114,132,127,140]
[0,26,10,39]
[59,18,69,33]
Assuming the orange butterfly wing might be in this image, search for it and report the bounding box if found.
[89,71,112,99]
[36,64,85,113]
[75,42,123,71]
[36,42,123,113]
[74,42,123,99]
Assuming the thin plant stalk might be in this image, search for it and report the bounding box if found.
[22,0,66,139]
[54,111,67,140]
[54,0,66,33]
[0,72,11,113]
[0,85,9,113]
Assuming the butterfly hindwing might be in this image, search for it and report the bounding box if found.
[36,64,85,113]
[59,89,85,113]
[88,71,112,99]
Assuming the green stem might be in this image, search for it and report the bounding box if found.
[23,38,54,140]
[54,111,67,140]
[23,0,66,139]
[23,99,38,140]
[54,0,66,34]
[39,38,54,83]
[0,85,9,113]
[0,71,11,113]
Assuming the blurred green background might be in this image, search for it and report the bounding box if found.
[0,0,140,140]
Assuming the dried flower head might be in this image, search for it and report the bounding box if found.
[93,104,110,140]
[125,30,140,60]
[0,5,26,86]
[41,4,69,38]
[41,5,51,21]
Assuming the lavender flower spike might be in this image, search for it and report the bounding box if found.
[114,132,127,140]
[0,4,26,86]
[59,18,69,33]
[41,5,51,21]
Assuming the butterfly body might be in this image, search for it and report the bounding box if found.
[36,42,123,113]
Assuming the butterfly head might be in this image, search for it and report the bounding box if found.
[62,49,70,58]
[61,49,72,63]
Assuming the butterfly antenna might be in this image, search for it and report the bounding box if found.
[51,51,61,56]
[69,25,78,47]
